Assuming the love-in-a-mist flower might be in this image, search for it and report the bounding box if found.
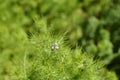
[51,42,59,51]
[83,61,88,66]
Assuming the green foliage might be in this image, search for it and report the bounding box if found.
[0,24,118,80]
[0,0,120,79]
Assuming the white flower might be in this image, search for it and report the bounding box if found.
[51,42,59,50]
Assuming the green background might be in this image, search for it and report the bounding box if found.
[0,0,120,80]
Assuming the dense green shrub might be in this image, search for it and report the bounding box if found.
[0,24,118,80]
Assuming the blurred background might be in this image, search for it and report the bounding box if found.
[0,0,120,79]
